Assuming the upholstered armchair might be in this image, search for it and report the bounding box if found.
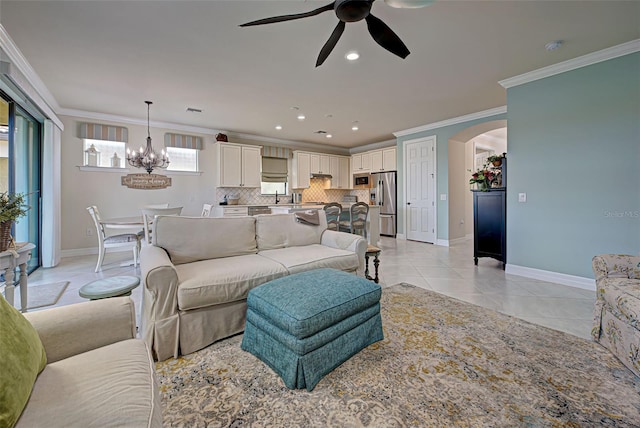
[592,254,640,377]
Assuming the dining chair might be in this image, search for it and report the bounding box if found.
[201,203,213,217]
[86,206,143,273]
[323,203,342,231]
[141,206,183,245]
[339,202,369,239]
[144,203,169,209]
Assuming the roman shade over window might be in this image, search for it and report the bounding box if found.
[164,133,203,150]
[78,123,128,142]
[262,157,288,183]
[262,146,290,159]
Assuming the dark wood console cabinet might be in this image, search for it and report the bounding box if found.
[472,189,506,269]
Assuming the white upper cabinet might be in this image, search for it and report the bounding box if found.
[328,155,351,189]
[370,147,397,172]
[351,152,371,174]
[310,153,331,175]
[215,142,261,188]
[292,151,311,189]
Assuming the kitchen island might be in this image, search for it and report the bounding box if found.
[269,204,380,245]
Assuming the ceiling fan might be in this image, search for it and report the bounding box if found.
[240,0,434,67]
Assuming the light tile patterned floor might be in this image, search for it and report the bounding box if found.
[23,237,595,339]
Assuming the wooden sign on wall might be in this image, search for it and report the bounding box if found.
[121,173,172,190]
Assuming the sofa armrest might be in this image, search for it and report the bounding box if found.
[24,297,136,363]
[321,230,368,271]
[140,245,181,360]
[592,254,640,283]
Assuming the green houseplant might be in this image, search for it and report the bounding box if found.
[0,192,29,251]
[487,153,505,167]
[469,165,495,191]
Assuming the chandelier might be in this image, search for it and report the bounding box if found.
[126,101,169,174]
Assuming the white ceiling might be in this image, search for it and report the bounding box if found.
[1,1,638,149]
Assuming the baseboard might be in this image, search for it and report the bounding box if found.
[505,264,595,290]
[448,236,471,246]
[396,233,406,240]
[61,246,132,258]
[436,239,449,247]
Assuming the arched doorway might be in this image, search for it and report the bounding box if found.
[448,120,507,243]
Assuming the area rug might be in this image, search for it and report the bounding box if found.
[26,281,69,310]
[156,284,640,427]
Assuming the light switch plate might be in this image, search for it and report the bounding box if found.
[518,193,527,203]
[440,194,447,201]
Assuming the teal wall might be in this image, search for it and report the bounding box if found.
[396,113,507,240]
[507,52,640,278]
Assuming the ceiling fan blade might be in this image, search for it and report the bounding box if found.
[365,14,410,59]
[240,2,335,27]
[384,0,434,9]
[316,21,346,67]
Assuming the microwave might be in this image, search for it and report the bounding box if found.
[353,173,371,189]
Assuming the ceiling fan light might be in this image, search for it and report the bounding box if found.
[345,51,360,61]
[384,0,434,8]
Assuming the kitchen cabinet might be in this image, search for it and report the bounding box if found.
[212,206,249,217]
[292,151,311,189]
[310,153,331,175]
[370,147,397,172]
[351,152,371,174]
[329,155,351,189]
[214,142,261,188]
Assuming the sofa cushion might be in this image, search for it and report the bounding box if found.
[154,216,257,265]
[176,254,289,311]
[0,295,47,428]
[15,339,160,428]
[259,244,359,274]
[256,213,327,251]
[601,278,640,327]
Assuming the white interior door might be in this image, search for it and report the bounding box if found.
[405,137,436,243]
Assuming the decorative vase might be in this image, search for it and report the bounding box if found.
[0,220,13,252]
[492,159,502,167]
[477,181,488,191]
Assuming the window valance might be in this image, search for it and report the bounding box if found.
[262,157,288,183]
[78,123,128,142]
[164,133,204,150]
[262,146,291,159]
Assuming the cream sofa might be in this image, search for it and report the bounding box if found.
[18,297,162,427]
[141,211,368,361]
[592,254,640,377]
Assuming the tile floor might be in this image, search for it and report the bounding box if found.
[21,236,595,339]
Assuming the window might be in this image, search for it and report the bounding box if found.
[166,146,198,172]
[261,156,288,195]
[83,139,126,168]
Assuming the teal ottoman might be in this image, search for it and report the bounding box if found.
[241,268,383,391]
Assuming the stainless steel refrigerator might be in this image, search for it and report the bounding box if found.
[371,171,397,237]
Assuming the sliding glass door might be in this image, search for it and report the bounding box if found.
[1,91,41,272]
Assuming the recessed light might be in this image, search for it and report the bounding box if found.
[345,51,359,61]
[297,114,306,121]
[352,126,359,131]
[275,125,282,130]
[545,40,563,51]
[326,134,333,138]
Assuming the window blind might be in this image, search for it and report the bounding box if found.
[164,133,203,150]
[261,146,290,159]
[261,157,288,183]
[78,123,128,142]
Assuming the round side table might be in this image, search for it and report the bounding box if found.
[79,275,140,300]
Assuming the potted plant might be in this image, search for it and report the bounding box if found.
[0,192,29,251]
[469,166,495,191]
[487,153,505,167]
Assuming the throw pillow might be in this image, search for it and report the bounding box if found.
[0,294,47,427]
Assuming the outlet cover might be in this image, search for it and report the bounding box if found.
[440,194,447,201]
[86,228,94,236]
[518,193,527,203]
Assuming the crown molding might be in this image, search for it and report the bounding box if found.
[350,138,397,154]
[0,23,62,115]
[229,131,351,155]
[499,39,640,89]
[393,106,507,138]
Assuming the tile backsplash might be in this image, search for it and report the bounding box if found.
[215,179,370,206]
